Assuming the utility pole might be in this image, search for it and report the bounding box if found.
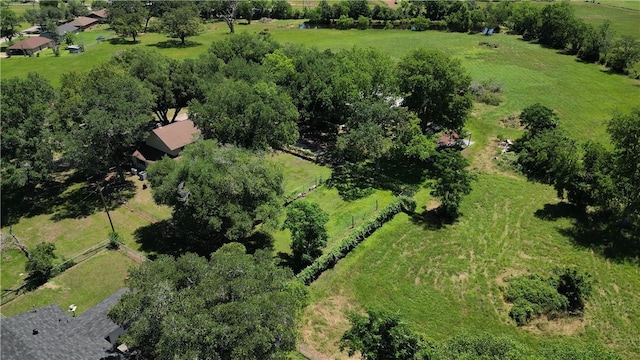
[97,186,115,233]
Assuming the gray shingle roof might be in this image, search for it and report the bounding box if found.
[0,289,128,360]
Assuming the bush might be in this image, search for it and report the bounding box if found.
[336,15,354,30]
[357,15,370,30]
[108,231,123,249]
[504,268,593,325]
[297,197,415,285]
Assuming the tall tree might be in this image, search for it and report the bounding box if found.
[217,0,239,33]
[25,242,57,287]
[109,244,308,360]
[340,309,430,360]
[111,49,203,124]
[519,103,558,135]
[0,8,21,44]
[538,2,577,50]
[607,36,640,74]
[107,0,147,42]
[190,79,299,150]
[398,49,473,133]
[1,73,56,198]
[147,140,284,249]
[284,201,329,269]
[61,64,153,181]
[429,149,476,218]
[160,4,203,45]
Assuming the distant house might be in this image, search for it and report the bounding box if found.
[6,37,54,56]
[0,289,128,360]
[68,16,100,31]
[41,23,79,41]
[89,9,108,23]
[132,120,200,170]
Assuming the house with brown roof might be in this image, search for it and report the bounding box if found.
[67,16,100,31]
[6,37,54,56]
[88,9,107,23]
[132,120,200,170]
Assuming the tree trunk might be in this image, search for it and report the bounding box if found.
[181,35,185,45]
[171,107,182,123]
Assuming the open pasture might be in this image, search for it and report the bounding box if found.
[302,175,640,359]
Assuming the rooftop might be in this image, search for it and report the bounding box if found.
[7,37,52,50]
[150,120,200,151]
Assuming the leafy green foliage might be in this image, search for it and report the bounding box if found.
[398,49,473,132]
[504,268,593,326]
[147,140,284,252]
[208,31,279,64]
[0,8,21,43]
[60,64,154,180]
[607,36,640,74]
[1,73,56,197]
[25,242,57,287]
[284,201,329,269]
[190,79,298,150]
[107,0,147,42]
[519,103,558,135]
[296,197,415,285]
[429,149,476,218]
[108,243,308,360]
[160,5,203,45]
[340,309,430,360]
[438,331,535,359]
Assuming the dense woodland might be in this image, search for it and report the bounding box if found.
[1,0,639,359]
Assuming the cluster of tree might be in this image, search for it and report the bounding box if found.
[511,104,639,230]
[3,33,477,251]
[484,1,639,74]
[339,310,621,359]
[108,243,308,359]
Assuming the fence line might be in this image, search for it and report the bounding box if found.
[1,240,110,306]
[118,243,152,263]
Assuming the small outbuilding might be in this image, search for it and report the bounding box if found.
[6,37,54,56]
[68,45,83,54]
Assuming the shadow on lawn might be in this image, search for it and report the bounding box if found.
[408,208,458,231]
[134,221,274,260]
[147,40,202,49]
[328,157,427,201]
[535,202,640,263]
[1,169,136,227]
[108,38,140,45]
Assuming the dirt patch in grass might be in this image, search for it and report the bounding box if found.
[495,268,527,288]
[300,296,361,360]
[524,316,588,336]
[469,138,520,179]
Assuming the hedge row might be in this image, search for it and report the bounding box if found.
[296,196,416,285]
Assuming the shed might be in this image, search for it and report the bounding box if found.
[89,9,108,23]
[6,37,54,56]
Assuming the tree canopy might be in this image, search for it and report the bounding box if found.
[190,79,299,150]
[60,64,154,181]
[147,140,284,251]
[108,243,308,360]
[1,73,56,195]
[429,149,476,218]
[160,4,203,45]
[398,49,473,133]
[284,201,329,269]
[107,0,147,42]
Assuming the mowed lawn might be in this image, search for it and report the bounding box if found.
[1,249,136,317]
[302,174,640,359]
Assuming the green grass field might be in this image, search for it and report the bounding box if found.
[570,0,640,38]
[302,175,640,359]
[1,249,136,317]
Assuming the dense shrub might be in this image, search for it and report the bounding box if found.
[504,268,593,325]
[297,197,416,285]
[468,79,503,106]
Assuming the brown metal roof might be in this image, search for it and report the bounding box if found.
[68,16,99,28]
[90,9,107,18]
[7,37,52,50]
[151,120,200,152]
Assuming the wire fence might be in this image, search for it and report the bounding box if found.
[118,243,152,263]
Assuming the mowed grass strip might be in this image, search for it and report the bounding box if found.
[0,249,136,317]
[303,174,640,359]
[269,151,332,195]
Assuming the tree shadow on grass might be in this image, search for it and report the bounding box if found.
[134,221,275,260]
[327,157,427,201]
[535,202,639,264]
[408,208,457,231]
[108,37,140,45]
[146,40,202,49]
